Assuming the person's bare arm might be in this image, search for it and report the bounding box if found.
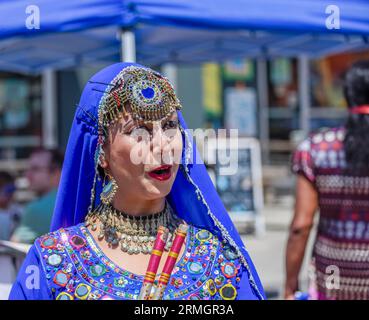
[284,174,318,299]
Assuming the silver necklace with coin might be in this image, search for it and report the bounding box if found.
[85,201,182,255]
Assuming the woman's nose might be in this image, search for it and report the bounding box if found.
[150,123,172,163]
[151,123,170,147]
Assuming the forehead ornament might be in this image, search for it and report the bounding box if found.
[98,66,182,130]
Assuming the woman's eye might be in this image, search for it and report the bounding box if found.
[164,120,179,130]
[125,125,148,135]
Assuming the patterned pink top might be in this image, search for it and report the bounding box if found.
[292,126,369,300]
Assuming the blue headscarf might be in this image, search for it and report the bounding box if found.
[51,62,265,299]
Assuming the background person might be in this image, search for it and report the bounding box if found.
[0,172,19,240]
[285,60,369,300]
[11,148,63,244]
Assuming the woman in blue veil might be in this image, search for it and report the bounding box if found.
[9,63,265,300]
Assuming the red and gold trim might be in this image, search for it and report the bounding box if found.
[138,226,168,300]
[152,224,189,300]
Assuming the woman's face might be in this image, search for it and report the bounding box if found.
[100,109,183,202]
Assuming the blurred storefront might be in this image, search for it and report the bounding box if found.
[1,49,369,176]
[0,73,41,177]
[0,73,41,158]
[202,50,369,166]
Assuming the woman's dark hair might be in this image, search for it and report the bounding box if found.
[343,60,369,174]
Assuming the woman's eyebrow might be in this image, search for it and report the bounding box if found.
[123,118,151,131]
[121,119,133,130]
[121,113,177,131]
[125,119,133,126]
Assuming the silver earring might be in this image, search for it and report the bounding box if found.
[100,173,118,205]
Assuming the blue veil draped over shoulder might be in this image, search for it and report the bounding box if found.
[50,62,265,300]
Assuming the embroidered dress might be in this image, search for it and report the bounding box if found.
[10,223,246,300]
[292,126,369,300]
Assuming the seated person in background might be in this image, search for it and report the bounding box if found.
[0,172,20,240]
[11,148,63,244]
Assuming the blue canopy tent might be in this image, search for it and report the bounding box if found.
[0,0,368,156]
[0,0,369,157]
[0,0,368,73]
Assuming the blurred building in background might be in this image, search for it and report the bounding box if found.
[1,49,369,205]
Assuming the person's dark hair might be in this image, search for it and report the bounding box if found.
[0,171,14,187]
[343,60,369,174]
[49,149,64,170]
[33,147,64,171]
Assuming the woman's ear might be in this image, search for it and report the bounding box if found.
[99,156,109,169]
[98,145,110,169]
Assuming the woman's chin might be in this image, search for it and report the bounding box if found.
[143,183,173,199]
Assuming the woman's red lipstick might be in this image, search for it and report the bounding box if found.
[147,165,172,181]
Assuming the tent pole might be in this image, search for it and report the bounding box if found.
[162,63,178,91]
[120,28,136,62]
[298,55,310,137]
[42,69,58,148]
[256,58,269,164]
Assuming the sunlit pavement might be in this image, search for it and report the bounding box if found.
[0,284,11,300]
